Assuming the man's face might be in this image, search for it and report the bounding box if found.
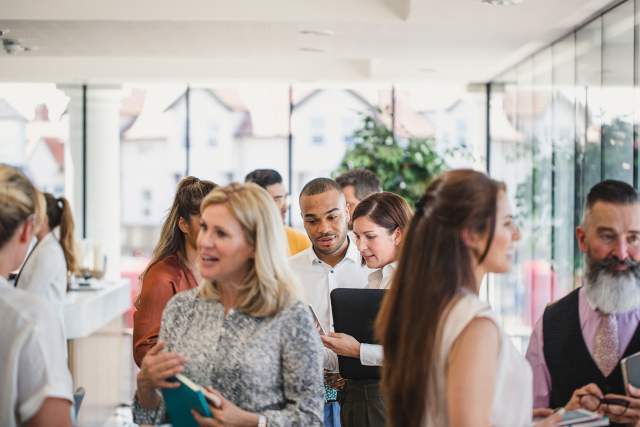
[300,189,350,256]
[265,182,288,223]
[341,185,360,229]
[577,201,640,272]
[578,201,640,313]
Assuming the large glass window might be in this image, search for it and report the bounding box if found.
[119,84,188,279]
[0,83,69,196]
[552,34,577,295]
[602,1,634,184]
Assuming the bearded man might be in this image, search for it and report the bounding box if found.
[527,180,640,426]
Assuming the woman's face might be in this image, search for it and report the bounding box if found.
[197,203,254,285]
[480,190,521,274]
[353,215,400,269]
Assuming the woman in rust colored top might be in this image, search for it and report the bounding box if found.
[133,176,215,367]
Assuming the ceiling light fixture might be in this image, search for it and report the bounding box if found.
[299,29,334,37]
[482,0,523,5]
[2,38,31,54]
[298,47,328,53]
[418,67,437,74]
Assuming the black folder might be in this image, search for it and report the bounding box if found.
[330,288,386,380]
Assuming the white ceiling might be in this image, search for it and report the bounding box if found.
[0,0,617,84]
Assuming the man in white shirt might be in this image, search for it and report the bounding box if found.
[289,177,370,427]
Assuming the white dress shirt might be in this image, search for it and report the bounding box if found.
[16,230,68,331]
[0,276,73,427]
[359,262,396,366]
[289,237,370,371]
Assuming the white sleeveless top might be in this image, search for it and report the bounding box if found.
[423,293,532,427]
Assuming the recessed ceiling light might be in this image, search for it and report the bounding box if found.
[299,29,334,37]
[419,68,437,74]
[299,47,328,53]
[482,0,523,5]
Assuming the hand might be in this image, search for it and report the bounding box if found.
[138,341,186,392]
[320,333,361,358]
[532,408,554,418]
[533,408,564,427]
[602,384,640,426]
[564,383,604,411]
[192,387,258,427]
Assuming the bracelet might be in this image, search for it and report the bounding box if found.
[257,414,267,427]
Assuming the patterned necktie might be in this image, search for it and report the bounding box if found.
[593,313,619,377]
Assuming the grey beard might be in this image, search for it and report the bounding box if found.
[584,256,640,314]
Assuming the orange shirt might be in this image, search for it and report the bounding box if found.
[133,254,198,367]
[285,226,311,256]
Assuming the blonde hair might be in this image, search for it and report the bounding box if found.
[198,183,298,317]
[0,164,44,249]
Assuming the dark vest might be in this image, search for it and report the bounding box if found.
[543,288,640,423]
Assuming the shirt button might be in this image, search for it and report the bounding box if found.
[330,270,334,274]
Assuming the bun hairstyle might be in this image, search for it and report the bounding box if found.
[0,165,43,250]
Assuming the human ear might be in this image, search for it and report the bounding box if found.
[392,228,402,246]
[576,226,587,254]
[460,228,482,251]
[18,219,33,244]
[178,216,189,234]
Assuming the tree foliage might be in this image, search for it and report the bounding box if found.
[334,116,457,206]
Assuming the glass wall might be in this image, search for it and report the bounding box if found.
[0,83,69,196]
[488,0,639,345]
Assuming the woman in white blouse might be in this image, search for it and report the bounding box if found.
[321,192,412,427]
[0,165,73,427]
[16,192,77,326]
[376,170,561,427]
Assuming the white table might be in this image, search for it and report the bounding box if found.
[64,279,131,339]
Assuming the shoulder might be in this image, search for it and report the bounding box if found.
[273,300,313,329]
[289,247,313,268]
[0,287,59,338]
[143,255,184,285]
[162,288,201,320]
[543,287,580,321]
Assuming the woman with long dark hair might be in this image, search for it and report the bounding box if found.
[376,170,561,427]
[321,192,412,427]
[133,176,215,366]
[17,192,78,325]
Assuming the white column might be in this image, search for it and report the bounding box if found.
[58,84,122,280]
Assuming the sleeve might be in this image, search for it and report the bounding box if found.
[324,348,339,372]
[525,316,552,409]
[132,292,187,426]
[133,265,177,367]
[17,303,73,423]
[359,343,383,366]
[262,305,324,427]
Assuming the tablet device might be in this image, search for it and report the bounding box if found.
[622,351,640,391]
[330,288,385,380]
[161,374,212,427]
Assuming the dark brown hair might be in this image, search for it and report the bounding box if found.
[43,192,77,272]
[142,176,216,279]
[352,192,412,265]
[375,169,505,427]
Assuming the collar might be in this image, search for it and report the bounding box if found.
[0,275,10,288]
[381,262,397,280]
[307,236,360,266]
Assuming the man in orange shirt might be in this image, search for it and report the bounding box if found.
[245,169,310,255]
[133,176,216,366]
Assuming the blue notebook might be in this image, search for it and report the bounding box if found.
[161,374,212,427]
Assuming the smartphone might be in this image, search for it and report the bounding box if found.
[308,305,326,335]
[622,351,640,391]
